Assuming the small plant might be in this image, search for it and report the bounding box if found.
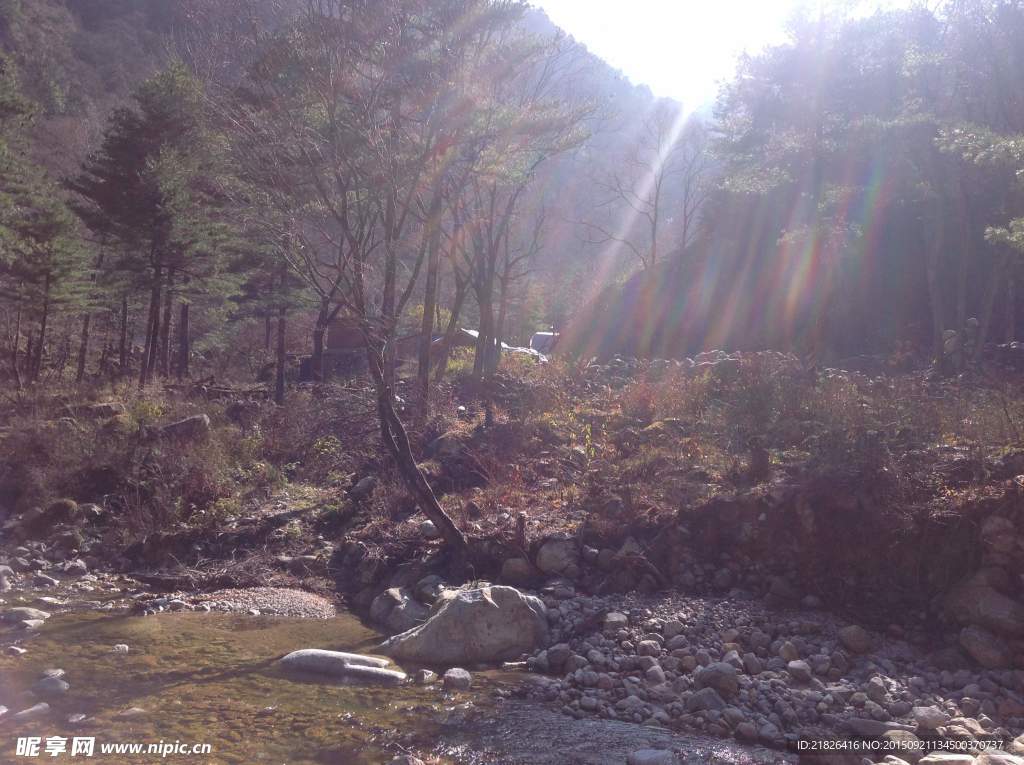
[129,398,167,428]
[445,347,475,377]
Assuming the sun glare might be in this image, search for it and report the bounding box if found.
[534,0,910,108]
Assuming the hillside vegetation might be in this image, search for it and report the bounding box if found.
[3,1,1024,762]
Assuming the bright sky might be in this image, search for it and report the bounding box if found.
[533,0,906,109]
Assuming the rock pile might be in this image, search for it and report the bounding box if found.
[524,592,1024,752]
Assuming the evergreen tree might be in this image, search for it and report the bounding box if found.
[67,61,231,385]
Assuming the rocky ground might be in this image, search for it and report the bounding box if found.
[524,589,1024,755]
[4,351,1024,763]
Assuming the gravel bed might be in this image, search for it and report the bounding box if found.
[191,587,337,618]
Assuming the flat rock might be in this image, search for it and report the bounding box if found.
[12,703,50,721]
[278,649,403,684]
[1,607,50,622]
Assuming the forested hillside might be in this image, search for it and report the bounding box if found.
[3,1,1023,395]
[6,2,1024,762]
[0,0,664,396]
[564,4,1024,362]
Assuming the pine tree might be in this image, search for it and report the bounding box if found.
[0,52,90,383]
[67,61,229,385]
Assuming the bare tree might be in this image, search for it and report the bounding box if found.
[212,0,502,552]
[581,101,714,270]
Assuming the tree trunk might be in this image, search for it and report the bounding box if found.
[140,265,162,388]
[383,199,398,389]
[158,270,174,377]
[416,191,445,418]
[176,302,190,380]
[924,237,944,366]
[491,276,511,376]
[265,316,273,353]
[33,274,51,382]
[146,287,162,382]
[474,292,493,379]
[956,184,971,332]
[25,334,34,382]
[76,248,105,383]
[119,297,128,372]
[1006,269,1016,343]
[75,315,91,383]
[11,301,22,389]
[275,309,286,406]
[366,342,467,552]
[311,298,328,381]
[973,250,1012,363]
[433,278,469,382]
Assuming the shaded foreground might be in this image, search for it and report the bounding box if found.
[0,580,783,764]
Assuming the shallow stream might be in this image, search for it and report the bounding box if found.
[0,593,788,764]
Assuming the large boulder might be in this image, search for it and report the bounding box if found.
[959,625,1011,668]
[377,585,548,665]
[535,537,579,576]
[944,568,1024,637]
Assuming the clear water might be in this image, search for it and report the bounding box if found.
[0,601,788,764]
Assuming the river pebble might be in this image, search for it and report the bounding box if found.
[193,587,335,618]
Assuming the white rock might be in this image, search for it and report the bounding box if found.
[279,649,405,685]
[12,703,50,721]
